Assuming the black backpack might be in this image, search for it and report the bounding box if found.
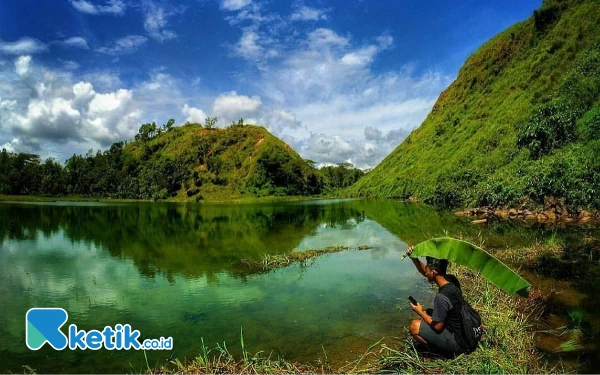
[458,293,484,353]
[440,281,483,353]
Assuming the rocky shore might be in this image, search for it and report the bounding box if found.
[456,197,599,223]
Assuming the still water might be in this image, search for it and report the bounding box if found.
[0,199,596,373]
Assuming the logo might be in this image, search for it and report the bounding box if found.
[26,308,173,351]
[26,308,69,350]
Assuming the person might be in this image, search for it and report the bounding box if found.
[406,245,467,358]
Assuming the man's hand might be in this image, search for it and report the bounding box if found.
[405,245,414,257]
[410,301,424,315]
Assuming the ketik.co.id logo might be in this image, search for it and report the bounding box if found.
[26,308,173,351]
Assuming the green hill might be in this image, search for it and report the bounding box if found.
[68,123,323,200]
[348,0,600,211]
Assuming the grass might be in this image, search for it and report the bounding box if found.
[235,245,372,273]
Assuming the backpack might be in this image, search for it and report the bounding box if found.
[440,281,484,353]
[458,294,484,353]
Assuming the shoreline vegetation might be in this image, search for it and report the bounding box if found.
[234,245,373,273]
[0,193,334,204]
[151,240,591,374]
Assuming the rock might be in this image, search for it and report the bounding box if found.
[508,208,518,218]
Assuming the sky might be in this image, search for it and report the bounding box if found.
[0,0,542,169]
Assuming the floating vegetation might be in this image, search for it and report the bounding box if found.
[235,245,373,273]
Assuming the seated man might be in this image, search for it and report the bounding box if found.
[406,246,468,358]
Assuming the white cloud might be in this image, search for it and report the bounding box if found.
[211,91,262,124]
[14,55,32,77]
[0,56,143,154]
[1,138,21,152]
[221,0,252,11]
[290,6,328,21]
[70,0,126,15]
[97,35,148,55]
[182,104,207,124]
[143,3,177,43]
[233,28,278,62]
[307,28,349,49]
[58,37,90,49]
[261,109,302,132]
[0,38,47,55]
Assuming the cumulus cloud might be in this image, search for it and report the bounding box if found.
[290,6,328,21]
[182,104,207,124]
[221,0,252,11]
[97,35,148,55]
[143,3,178,43]
[211,91,262,123]
[0,37,48,55]
[70,0,126,15]
[0,56,142,154]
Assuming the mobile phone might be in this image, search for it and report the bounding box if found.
[408,296,418,305]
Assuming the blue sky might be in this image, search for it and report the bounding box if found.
[0,0,541,168]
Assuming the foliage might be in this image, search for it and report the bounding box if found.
[319,163,365,192]
[577,106,600,140]
[347,0,600,211]
[205,117,218,130]
[517,102,577,158]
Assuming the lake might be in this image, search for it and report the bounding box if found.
[0,199,598,373]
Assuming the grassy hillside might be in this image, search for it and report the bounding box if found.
[348,0,600,211]
[124,123,324,200]
[71,123,323,200]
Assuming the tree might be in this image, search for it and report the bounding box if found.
[205,117,218,130]
[135,122,158,141]
[164,118,175,131]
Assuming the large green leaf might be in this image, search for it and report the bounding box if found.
[407,237,531,298]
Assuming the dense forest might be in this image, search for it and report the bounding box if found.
[0,121,363,201]
[348,0,600,212]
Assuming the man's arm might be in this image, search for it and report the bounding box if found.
[406,246,427,277]
[411,303,445,332]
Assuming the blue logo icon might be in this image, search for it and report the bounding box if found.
[26,308,69,350]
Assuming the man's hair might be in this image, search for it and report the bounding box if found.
[426,256,448,275]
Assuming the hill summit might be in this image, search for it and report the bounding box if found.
[348,0,600,211]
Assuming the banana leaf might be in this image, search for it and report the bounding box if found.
[406,237,531,298]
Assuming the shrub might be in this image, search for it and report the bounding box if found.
[577,107,600,140]
[517,102,576,158]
